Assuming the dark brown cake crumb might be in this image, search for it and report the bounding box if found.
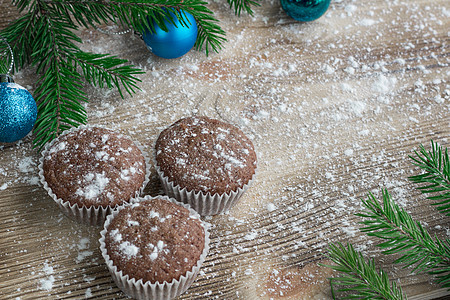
[155,116,257,195]
[43,127,146,208]
[104,197,205,284]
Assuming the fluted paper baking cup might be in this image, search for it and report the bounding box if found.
[99,195,210,300]
[155,163,256,216]
[38,125,151,226]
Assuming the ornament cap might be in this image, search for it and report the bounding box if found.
[0,74,14,83]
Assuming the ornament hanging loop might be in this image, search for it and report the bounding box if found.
[0,35,14,82]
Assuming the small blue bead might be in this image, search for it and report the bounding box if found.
[142,10,198,59]
[281,0,331,22]
[0,82,37,143]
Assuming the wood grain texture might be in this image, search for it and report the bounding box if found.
[1,0,449,299]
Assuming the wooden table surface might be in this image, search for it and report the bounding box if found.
[1,0,449,299]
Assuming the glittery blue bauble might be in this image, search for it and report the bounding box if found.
[142,10,198,59]
[0,82,37,143]
[281,0,331,22]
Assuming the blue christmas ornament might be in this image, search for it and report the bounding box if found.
[281,0,331,22]
[0,82,37,143]
[142,10,198,59]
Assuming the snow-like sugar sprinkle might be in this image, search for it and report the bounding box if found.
[148,240,166,261]
[95,151,109,161]
[344,149,354,156]
[149,210,160,219]
[267,203,277,212]
[127,220,139,226]
[75,172,109,200]
[119,241,139,258]
[77,237,90,250]
[111,229,122,242]
[372,74,397,94]
[360,19,377,26]
[39,276,55,291]
[49,141,67,154]
[39,262,55,291]
[244,231,258,241]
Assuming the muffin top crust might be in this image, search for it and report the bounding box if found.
[43,127,146,208]
[104,197,206,283]
[155,116,257,195]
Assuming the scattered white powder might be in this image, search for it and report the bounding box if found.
[78,237,90,250]
[372,74,397,94]
[75,172,110,200]
[267,203,277,212]
[344,149,354,156]
[119,241,139,258]
[149,240,166,261]
[0,183,7,190]
[18,157,34,173]
[347,100,366,116]
[85,288,92,298]
[244,231,258,241]
[49,141,66,154]
[39,262,55,291]
[127,220,139,226]
[76,250,93,264]
[360,19,377,26]
[39,276,55,291]
[111,229,122,242]
[149,210,160,219]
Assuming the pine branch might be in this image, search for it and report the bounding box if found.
[357,190,450,288]
[3,1,144,150]
[2,0,229,149]
[409,141,450,216]
[31,7,87,149]
[323,242,406,300]
[227,0,260,16]
[71,52,143,98]
[41,0,227,54]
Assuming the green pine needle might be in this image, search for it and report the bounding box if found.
[409,141,450,216]
[323,242,406,300]
[227,0,260,16]
[1,0,231,149]
[357,189,450,288]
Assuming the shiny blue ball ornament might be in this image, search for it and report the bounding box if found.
[281,0,331,22]
[142,10,198,59]
[0,82,37,143]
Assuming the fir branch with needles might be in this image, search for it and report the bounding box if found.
[409,140,450,216]
[325,141,450,298]
[0,0,261,149]
[227,0,260,16]
[358,190,450,287]
[324,242,406,300]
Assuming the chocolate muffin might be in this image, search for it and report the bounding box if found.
[39,126,149,225]
[100,196,209,299]
[155,116,257,196]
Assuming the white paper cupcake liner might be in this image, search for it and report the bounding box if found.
[38,125,151,226]
[155,162,256,216]
[99,195,210,300]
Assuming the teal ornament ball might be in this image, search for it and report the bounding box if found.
[0,82,37,143]
[142,10,198,59]
[281,0,331,22]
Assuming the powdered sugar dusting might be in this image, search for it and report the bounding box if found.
[75,172,110,200]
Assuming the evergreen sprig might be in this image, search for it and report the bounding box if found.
[409,141,450,216]
[324,242,406,300]
[227,0,260,16]
[357,190,450,288]
[326,142,450,298]
[1,0,260,149]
